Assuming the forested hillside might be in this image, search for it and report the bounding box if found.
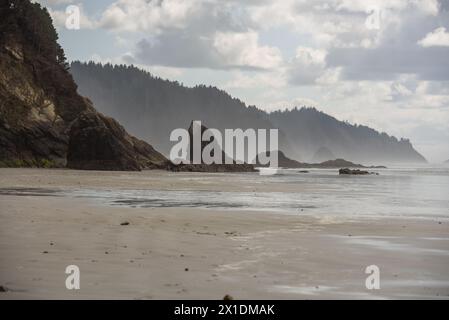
[71,62,426,164]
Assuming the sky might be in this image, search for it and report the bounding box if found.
[34,0,449,163]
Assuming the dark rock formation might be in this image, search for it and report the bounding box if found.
[187,121,233,164]
[256,150,303,168]
[0,1,167,171]
[275,151,303,168]
[257,151,386,169]
[339,168,378,175]
[67,111,167,170]
[171,121,256,172]
[318,159,385,169]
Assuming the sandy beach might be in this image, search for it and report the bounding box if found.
[0,168,448,299]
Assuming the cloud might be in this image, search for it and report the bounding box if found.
[131,30,281,70]
[99,0,198,32]
[97,0,257,34]
[223,70,286,90]
[327,46,449,81]
[288,47,329,85]
[325,6,449,81]
[213,32,282,69]
[94,0,282,70]
[418,27,449,47]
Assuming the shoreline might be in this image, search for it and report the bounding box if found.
[0,168,448,299]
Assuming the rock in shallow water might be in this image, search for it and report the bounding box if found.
[339,168,378,175]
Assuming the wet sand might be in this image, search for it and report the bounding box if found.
[0,168,448,299]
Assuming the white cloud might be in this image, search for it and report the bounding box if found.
[288,47,329,85]
[131,30,282,70]
[223,70,286,90]
[316,67,342,85]
[418,27,449,47]
[92,0,280,70]
[99,0,205,32]
[212,32,282,70]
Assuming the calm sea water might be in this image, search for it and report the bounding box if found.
[107,166,449,219]
[3,166,447,220]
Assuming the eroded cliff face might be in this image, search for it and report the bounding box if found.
[0,1,167,170]
[67,111,167,171]
[0,38,69,167]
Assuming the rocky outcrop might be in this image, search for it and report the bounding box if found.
[256,150,303,168]
[170,121,256,172]
[339,168,378,175]
[0,1,167,171]
[257,151,386,169]
[318,159,386,169]
[67,111,168,170]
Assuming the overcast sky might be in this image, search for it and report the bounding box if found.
[35,0,449,163]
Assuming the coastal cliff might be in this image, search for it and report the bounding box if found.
[0,1,168,171]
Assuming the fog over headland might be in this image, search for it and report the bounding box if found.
[37,0,449,162]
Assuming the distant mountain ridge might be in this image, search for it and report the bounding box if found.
[70,62,427,165]
[269,108,427,164]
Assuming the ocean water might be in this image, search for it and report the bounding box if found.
[2,166,448,220]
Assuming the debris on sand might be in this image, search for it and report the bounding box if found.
[223,294,234,300]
